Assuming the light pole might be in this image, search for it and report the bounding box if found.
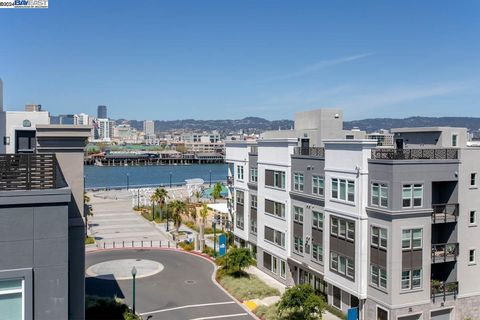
[213,219,217,257]
[126,173,130,190]
[209,170,212,187]
[169,172,172,188]
[131,266,137,314]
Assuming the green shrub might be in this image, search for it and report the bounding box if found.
[85,295,140,320]
[85,236,95,245]
[277,285,326,320]
[202,247,215,257]
[217,247,255,276]
[178,241,194,251]
[255,304,280,320]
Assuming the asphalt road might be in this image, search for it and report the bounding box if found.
[86,249,254,320]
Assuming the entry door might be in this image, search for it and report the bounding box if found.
[300,138,309,155]
[15,130,36,153]
[431,309,451,320]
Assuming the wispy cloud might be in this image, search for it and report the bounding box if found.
[263,53,372,82]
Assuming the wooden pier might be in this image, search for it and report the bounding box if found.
[84,152,224,166]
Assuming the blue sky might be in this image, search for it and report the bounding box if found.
[1,1,479,120]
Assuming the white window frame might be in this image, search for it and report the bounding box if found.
[469,249,476,265]
[237,165,244,180]
[250,195,257,209]
[371,226,387,249]
[471,173,478,188]
[273,171,286,189]
[293,172,304,192]
[294,236,304,254]
[280,260,286,279]
[250,167,258,183]
[469,210,477,226]
[452,133,458,147]
[332,178,355,203]
[312,211,323,230]
[371,182,388,208]
[402,228,422,250]
[293,206,304,223]
[312,175,324,196]
[0,278,25,320]
[376,306,389,320]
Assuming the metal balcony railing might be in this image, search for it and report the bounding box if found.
[0,154,58,191]
[226,176,234,186]
[431,281,458,301]
[431,203,459,223]
[431,243,459,263]
[293,147,325,158]
[371,148,459,160]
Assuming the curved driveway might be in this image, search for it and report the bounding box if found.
[86,249,254,320]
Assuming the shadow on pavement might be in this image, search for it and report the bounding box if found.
[86,274,125,299]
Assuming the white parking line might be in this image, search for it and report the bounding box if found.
[139,301,236,315]
[189,313,249,320]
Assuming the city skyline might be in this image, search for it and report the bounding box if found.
[0,1,479,121]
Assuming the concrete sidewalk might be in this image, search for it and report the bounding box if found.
[88,190,169,247]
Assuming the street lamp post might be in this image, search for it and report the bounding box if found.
[126,173,130,190]
[213,220,217,257]
[169,172,172,188]
[209,170,212,187]
[131,266,137,314]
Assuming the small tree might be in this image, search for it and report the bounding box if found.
[219,247,255,276]
[199,203,209,250]
[277,285,325,320]
[195,190,202,203]
[212,182,223,203]
[151,188,168,220]
[170,200,187,233]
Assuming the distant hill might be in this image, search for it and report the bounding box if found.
[344,117,480,132]
[115,116,480,134]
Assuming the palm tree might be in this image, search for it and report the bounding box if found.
[151,188,169,221]
[199,203,209,251]
[195,190,202,203]
[170,200,187,234]
[212,182,223,203]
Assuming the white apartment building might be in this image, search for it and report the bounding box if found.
[95,118,114,141]
[226,108,480,320]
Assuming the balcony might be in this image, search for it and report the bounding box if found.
[293,147,325,158]
[431,281,458,302]
[0,154,58,191]
[227,176,234,186]
[431,243,459,264]
[431,203,459,223]
[371,148,458,160]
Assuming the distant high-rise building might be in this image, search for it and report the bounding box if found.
[143,120,155,136]
[97,105,107,119]
[25,104,42,112]
[58,114,75,125]
[0,77,3,111]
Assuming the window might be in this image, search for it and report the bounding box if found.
[330,252,354,280]
[250,195,257,209]
[371,265,387,290]
[402,184,423,207]
[471,173,477,187]
[312,243,323,263]
[371,226,387,249]
[294,236,304,254]
[273,230,285,248]
[312,175,324,196]
[332,178,355,203]
[237,165,244,180]
[402,229,422,250]
[469,249,476,264]
[331,217,339,235]
[274,171,286,189]
[293,173,304,191]
[250,215,257,234]
[377,307,389,320]
[274,202,285,218]
[331,216,354,241]
[452,134,458,147]
[235,211,244,229]
[470,210,477,225]
[333,286,341,309]
[236,190,244,205]
[272,256,278,274]
[371,183,388,207]
[250,167,258,182]
[312,211,323,230]
[0,278,23,320]
[294,206,304,223]
[280,260,286,279]
[401,269,422,290]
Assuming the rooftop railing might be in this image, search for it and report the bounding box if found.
[371,148,459,160]
[431,281,458,302]
[293,147,325,158]
[432,203,459,223]
[0,154,57,191]
[431,243,459,264]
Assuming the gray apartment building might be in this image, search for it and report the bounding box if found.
[226,108,480,320]
[0,125,90,320]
